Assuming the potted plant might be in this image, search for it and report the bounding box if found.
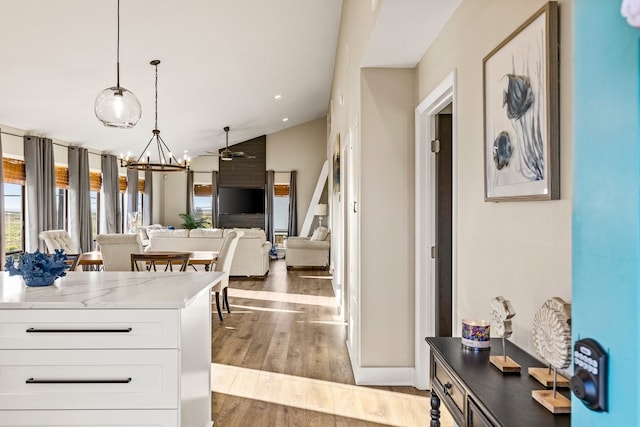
[5,249,70,287]
[179,212,210,230]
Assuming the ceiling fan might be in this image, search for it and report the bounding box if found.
[205,126,255,161]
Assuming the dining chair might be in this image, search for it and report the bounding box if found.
[213,231,242,321]
[96,234,144,271]
[130,253,190,272]
[38,230,79,254]
[64,253,81,272]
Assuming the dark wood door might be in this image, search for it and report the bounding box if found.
[435,113,452,337]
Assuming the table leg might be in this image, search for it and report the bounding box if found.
[430,391,441,427]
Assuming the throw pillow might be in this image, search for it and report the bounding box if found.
[310,226,328,241]
[310,228,321,241]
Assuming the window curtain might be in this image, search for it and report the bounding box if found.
[211,171,219,228]
[101,154,121,233]
[143,170,153,225]
[24,136,57,252]
[265,170,274,245]
[0,131,5,268]
[186,170,194,214]
[288,170,298,237]
[126,168,138,215]
[68,147,92,252]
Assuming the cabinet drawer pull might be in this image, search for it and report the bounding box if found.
[26,377,132,384]
[443,382,452,396]
[26,328,133,333]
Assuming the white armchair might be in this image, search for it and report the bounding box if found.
[286,227,330,270]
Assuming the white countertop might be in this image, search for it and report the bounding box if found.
[0,271,225,309]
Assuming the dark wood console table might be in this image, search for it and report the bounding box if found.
[425,337,571,427]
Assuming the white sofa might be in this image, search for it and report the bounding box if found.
[146,228,270,278]
[286,227,330,269]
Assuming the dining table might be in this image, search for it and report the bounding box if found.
[142,251,218,271]
[77,251,104,270]
[78,250,218,271]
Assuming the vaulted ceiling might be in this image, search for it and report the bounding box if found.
[0,0,460,158]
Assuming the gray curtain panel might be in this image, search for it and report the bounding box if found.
[265,170,274,245]
[24,136,57,252]
[211,171,219,228]
[101,154,121,233]
[126,168,138,214]
[186,170,194,214]
[288,170,298,237]
[0,131,5,268]
[68,146,92,253]
[143,170,153,225]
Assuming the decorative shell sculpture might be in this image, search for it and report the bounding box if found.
[532,297,572,369]
[490,296,516,338]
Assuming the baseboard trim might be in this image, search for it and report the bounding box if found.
[353,366,416,386]
[346,342,415,386]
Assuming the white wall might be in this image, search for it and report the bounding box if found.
[360,68,416,366]
[415,0,573,355]
[267,117,327,235]
[0,126,24,158]
[161,171,188,228]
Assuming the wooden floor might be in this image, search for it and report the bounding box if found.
[211,260,453,426]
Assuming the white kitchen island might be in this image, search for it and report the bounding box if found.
[0,271,225,427]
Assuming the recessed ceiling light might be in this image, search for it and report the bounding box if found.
[274,94,282,100]
[282,117,289,122]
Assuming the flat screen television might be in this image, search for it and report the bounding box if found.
[218,188,265,214]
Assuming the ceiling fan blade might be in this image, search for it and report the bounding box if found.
[206,128,257,160]
[231,151,257,159]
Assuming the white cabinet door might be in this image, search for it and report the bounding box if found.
[0,409,178,426]
[0,349,178,410]
[0,310,179,349]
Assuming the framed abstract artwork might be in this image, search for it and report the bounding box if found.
[483,2,559,201]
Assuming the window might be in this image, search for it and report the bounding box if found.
[55,188,67,230]
[273,184,290,247]
[90,191,100,241]
[137,191,143,227]
[138,179,144,227]
[193,184,212,226]
[3,158,26,255]
[122,178,144,229]
[3,183,24,254]
[55,166,69,230]
[119,175,127,231]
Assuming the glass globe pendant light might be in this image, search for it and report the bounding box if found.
[94,0,141,128]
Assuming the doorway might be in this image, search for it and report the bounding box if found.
[435,111,453,337]
[345,123,360,366]
[414,71,457,389]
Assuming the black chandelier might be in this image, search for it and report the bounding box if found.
[120,60,189,172]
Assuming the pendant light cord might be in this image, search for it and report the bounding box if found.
[154,62,159,130]
[116,0,121,87]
